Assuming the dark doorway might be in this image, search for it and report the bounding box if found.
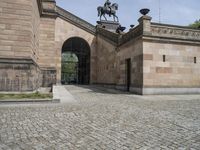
[61,37,90,85]
[126,58,131,91]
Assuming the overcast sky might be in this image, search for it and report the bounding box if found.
[56,0,200,30]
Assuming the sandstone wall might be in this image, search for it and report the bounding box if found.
[140,21,200,94]
[0,0,41,91]
[31,0,40,62]
[0,58,41,91]
[55,17,96,83]
[95,35,117,85]
[143,41,200,93]
[0,0,40,61]
[117,38,143,92]
[38,17,56,68]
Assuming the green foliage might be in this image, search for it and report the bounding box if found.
[0,92,52,100]
[62,52,78,62]
[62,52,78,73]
[62,63,77,73]
[61,52,78,83]
[189,19,200,29]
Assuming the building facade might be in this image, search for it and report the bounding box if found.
[0,0,200,94]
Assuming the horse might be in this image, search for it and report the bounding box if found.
[97,3,119,22]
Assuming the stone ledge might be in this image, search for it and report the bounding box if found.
[150,23,200,43]
[0,57,35,64]
[152,22,200,31]
[93,84,200,95]
[142,87,200,95]
[97,20,120,32]
[96,27,119,44]
[56,6,96,35]
[0,99,60,104]
[143,35,200,46]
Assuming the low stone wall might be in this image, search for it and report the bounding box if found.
[41,69,57,87]
[0,58,40,91]
[0,58,56,92]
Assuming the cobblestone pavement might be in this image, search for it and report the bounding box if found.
[0,85,200,150]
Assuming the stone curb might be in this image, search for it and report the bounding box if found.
[0,99,60,104]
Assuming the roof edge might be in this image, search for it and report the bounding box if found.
[56,6,96,35]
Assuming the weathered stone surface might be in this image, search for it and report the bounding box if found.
[97,20,120,32]
[0,0,200,94]
[143,41,200,89]
[0,0,40,63]
[41,69,57,87]
[95,35,116,85]
[0,58,41,91]
[0,58,56,91]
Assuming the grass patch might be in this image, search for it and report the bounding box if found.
[0,92,53,100]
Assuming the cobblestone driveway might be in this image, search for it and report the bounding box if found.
[0,85,200,150]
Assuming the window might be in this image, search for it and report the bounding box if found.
[163,55,166,62]
[194,57,197,64]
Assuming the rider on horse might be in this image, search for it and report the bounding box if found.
[97,0,119,22]
[104,0,112,16]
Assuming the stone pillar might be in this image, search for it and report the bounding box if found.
[96,21,120,33]
[138,15,152,35]
[39,0,58,86]
[42,0,57,17]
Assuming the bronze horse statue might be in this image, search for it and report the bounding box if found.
[97,3,119,22]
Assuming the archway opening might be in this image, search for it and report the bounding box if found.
[61,37,90,85]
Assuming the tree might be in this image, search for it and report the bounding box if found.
[189,19,200,29]
[61,52,78,83]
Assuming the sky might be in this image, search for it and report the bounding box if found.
[56,0,200,30]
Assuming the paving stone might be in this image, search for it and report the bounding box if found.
[0,85,200,149]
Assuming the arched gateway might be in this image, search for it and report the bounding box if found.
[61,37,90,85]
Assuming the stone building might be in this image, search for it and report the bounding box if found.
[0,0,200,94]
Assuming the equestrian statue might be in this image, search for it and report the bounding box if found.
[97,0,119,22]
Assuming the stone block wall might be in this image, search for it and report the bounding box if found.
[143,41,200,94]
[0,0,57,92]
[95,35,117,85]
[31,0,40,62]
[115,16,200,94]
[41,68,57,87]
[117,38,143,93]
[0,0,40,62]
[0,58,41,91]
[141,22,200,94]
[0,58,57,91]
[0,0,42,91]
[38,17,56,68]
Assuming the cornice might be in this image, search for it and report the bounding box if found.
[37,0,43,15]
[0,57,37,66]
[119,25,143,46]
[42,0,56,3]
[96,27,119,45]
[143,35,200,46]
[56,6,96,35]
[96,25,144,47]
[150,23,200,41]
[152,22,200,31]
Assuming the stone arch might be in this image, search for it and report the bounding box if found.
[61,37,91,84]
[55,17,97,84]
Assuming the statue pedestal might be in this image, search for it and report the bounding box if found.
[97,20,120,32]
